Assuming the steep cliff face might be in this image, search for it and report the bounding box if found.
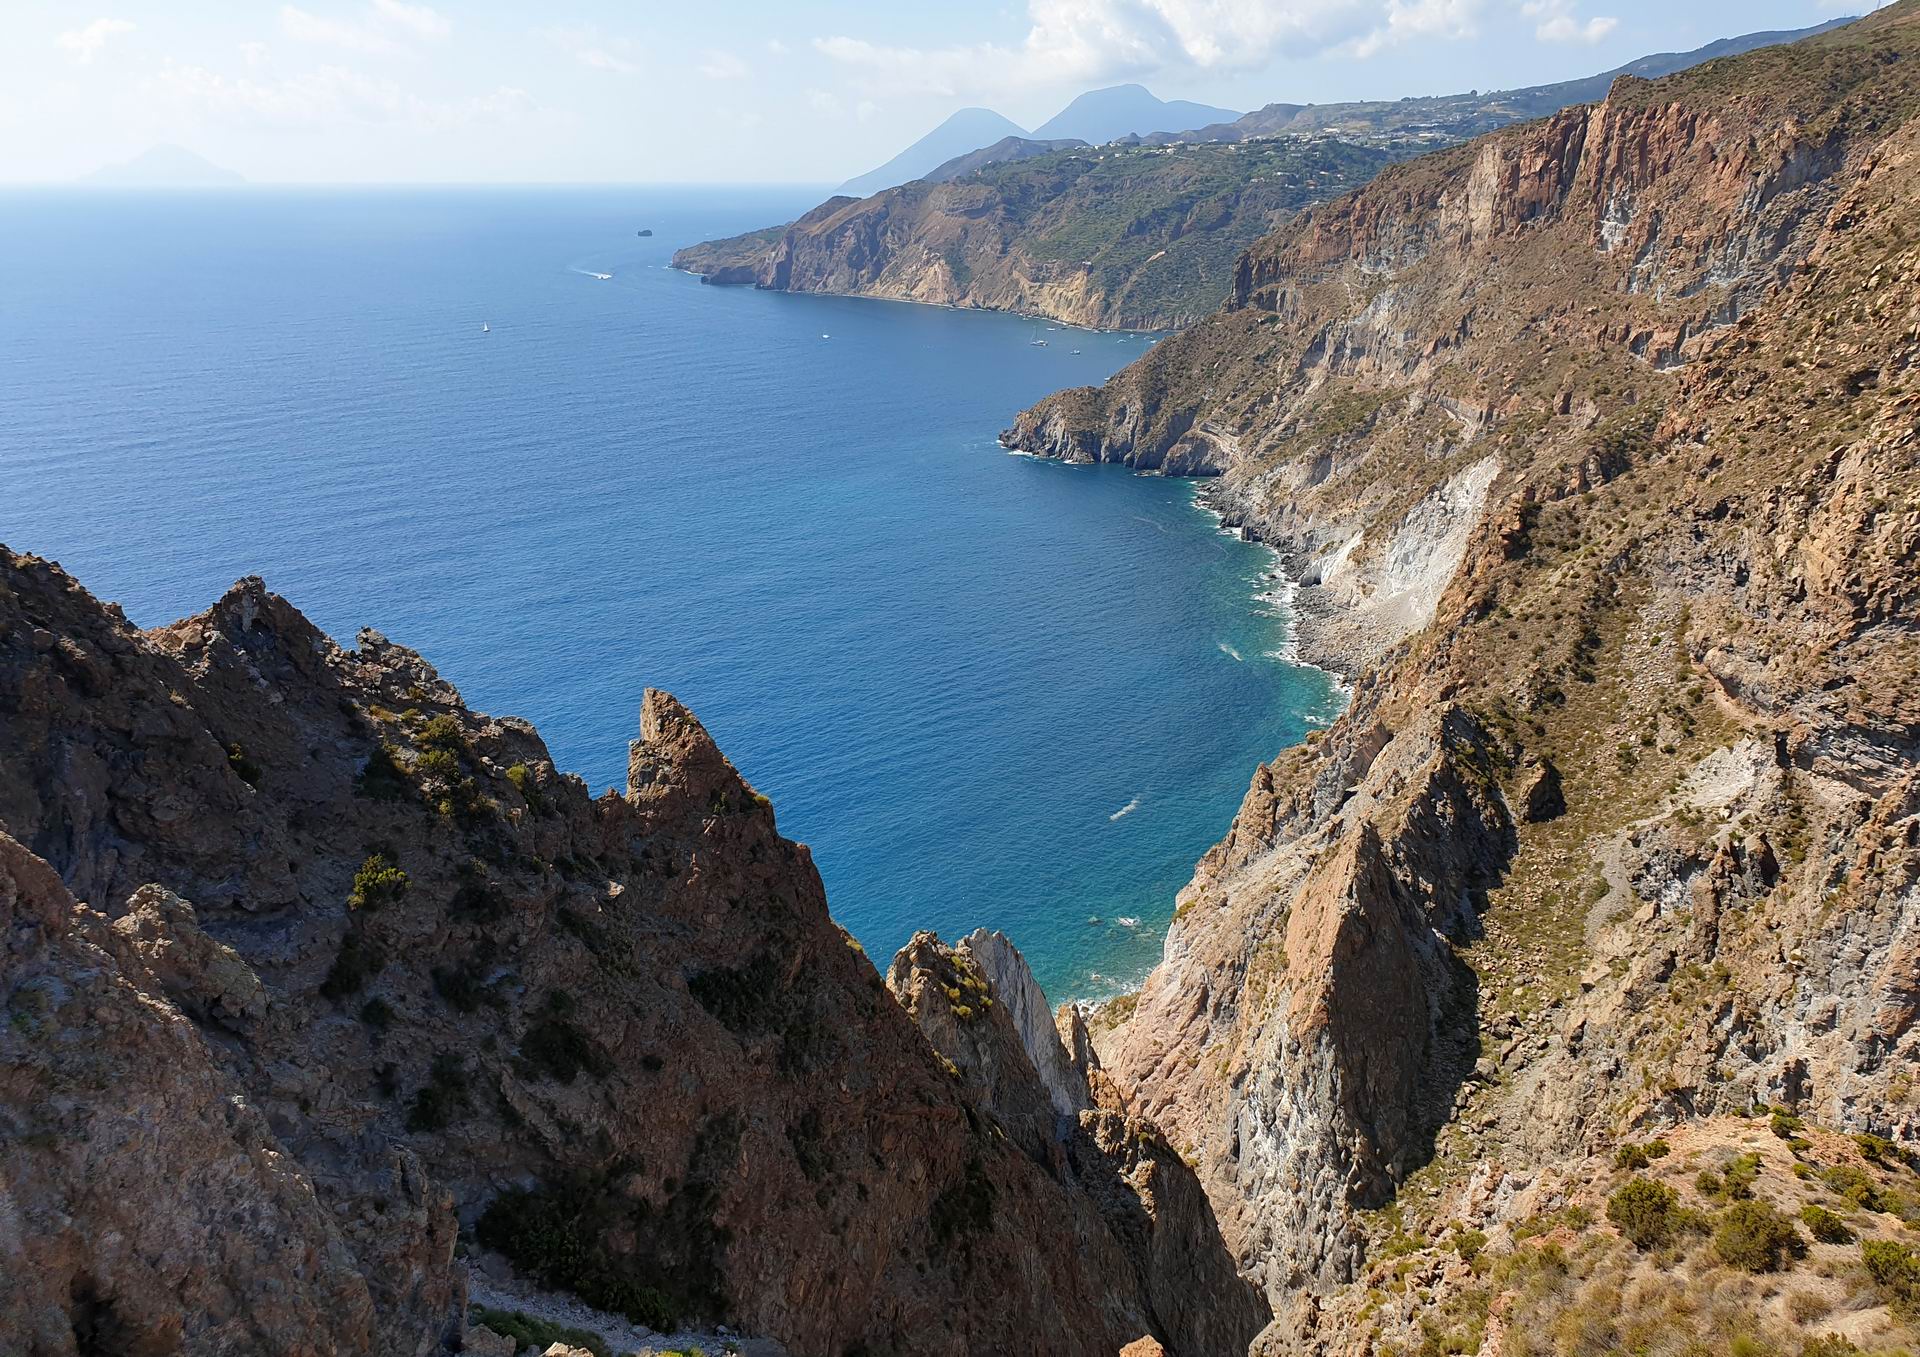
[1012,6,1920,1348]
[886,931,1269,1357]
[672,139,1406,331]
[1004,54,1890,674]
[0,831,459,1357]
[0,551,1252,1357]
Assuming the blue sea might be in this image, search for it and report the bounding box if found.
[0,187,1340,1000]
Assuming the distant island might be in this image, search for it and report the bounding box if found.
[836,86,1240,199]
[81,144,245,188]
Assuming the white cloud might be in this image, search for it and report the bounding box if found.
[540,25,643,76]
[56,17,136,65]
[815,0,1493,96]
[240,41,272,68]
[371,0,451,40]
[1521,0,1617,43]
[281,5,399,55]
[149,60,528,131]
[697,49,750,81]
[280,2,451,56]
[1353,0,1481,58]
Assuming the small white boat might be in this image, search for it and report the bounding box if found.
[480,322,490,333]
[1070,348,1081,354]
[821,333,831,340]
[589,271,612,280]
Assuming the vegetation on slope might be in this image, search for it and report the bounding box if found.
[674,135,1413,329]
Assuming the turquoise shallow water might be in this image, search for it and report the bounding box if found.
[0,186,1340,1000]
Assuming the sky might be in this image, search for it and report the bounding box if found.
[0,0,1888,185]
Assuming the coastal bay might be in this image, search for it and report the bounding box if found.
[0,184,1337,999]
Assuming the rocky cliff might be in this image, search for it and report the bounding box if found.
[672,138,1407,331]
[0,550,1263,1356]
[1009,5,1920,1351]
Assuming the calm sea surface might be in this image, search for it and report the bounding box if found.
[0,186,1339,999]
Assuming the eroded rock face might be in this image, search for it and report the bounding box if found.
[887,931,1271,1357]
[0,831,458,1357]
[959,927,1094,1118]
[1009,6,1920,1341]
[0,549,1257,1357]
[110,883,267,1024]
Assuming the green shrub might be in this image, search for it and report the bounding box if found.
[1712,1200,1798,1272]
[436,774,494,823]
[467,1306,611,1357]
[1823,1163,1885,1211]
[1799,1204,1853,1244]
[687,950,829,1074]
[1854,1133,1904,1167]
[1615,1143,1651,1171]
[406,717,493,819]
[1697,1170,1725,1197]
[1863,1239,1920,1321]
[416,714,466,752]
[319,929,383,1000]
[405,1053,470,1133]
[226,743,262,787]
[505,762,548,814]
[1723,1152,1761,1200]
[519,1012,614,1084]
[1608,1177,1679,1250]
[355,743,410,800]
[1771,1111,1805,1139]
[348,854,409,911]
[432,962,495,1014]
[1450,1228,1489,1263]
[416,746,462,782]
[1645,1139,1671,1160]
[475,1129,737,1335]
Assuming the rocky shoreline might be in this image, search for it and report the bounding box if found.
[999,10,1920,1349]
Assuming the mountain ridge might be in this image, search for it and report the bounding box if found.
[836,107,1026,198]
[677,18,1857,333]
[8,4,1920,1355]
[0,550,1264,1357]
[1005,4,1920,1347]
[1032,83,1240,144]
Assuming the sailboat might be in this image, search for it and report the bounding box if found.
[1029,324,1048,348]
[480,322,490,333]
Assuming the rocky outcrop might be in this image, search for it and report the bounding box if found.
[672,139,1405,332]
[887,931,1270,1357]
[959,927,1093,1117]
[1003,35,1891,679]
[0,831,461,1357]
[1011,5,1920,1346]
[0,548,1262,1357]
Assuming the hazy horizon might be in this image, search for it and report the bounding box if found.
[4,0,1888,186]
